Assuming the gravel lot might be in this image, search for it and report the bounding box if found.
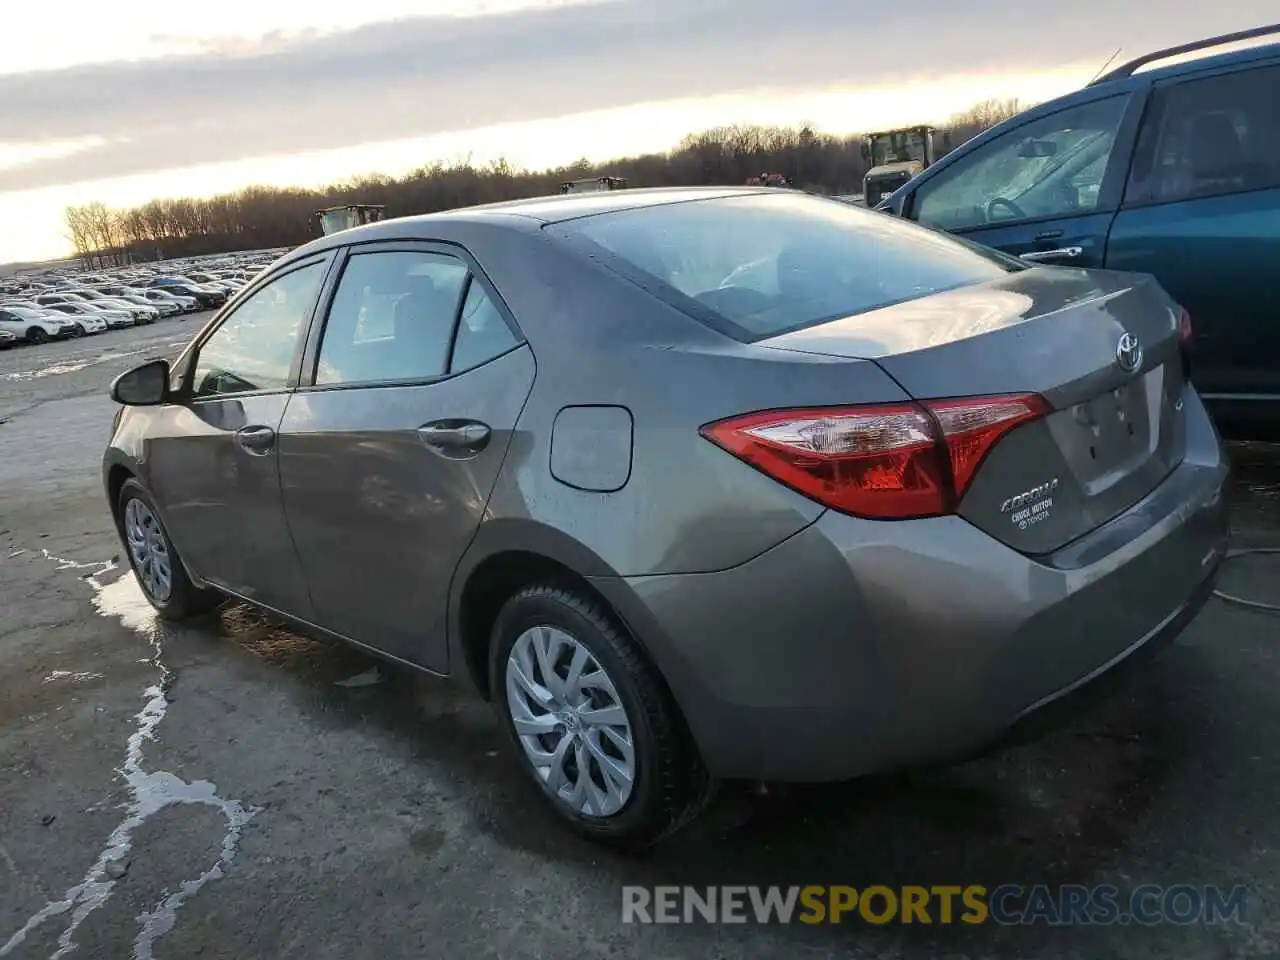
[2,317,1279,959]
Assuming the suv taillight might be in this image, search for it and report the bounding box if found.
[700,394,1049,519]
[1177,306,1193,344]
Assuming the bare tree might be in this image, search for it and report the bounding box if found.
[62,95,1036,261]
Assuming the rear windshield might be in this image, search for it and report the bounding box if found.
[559,192,1019,341]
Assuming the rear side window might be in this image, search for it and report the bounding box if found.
[562,192,1017,340]
[1126,63,1280,206]
[449,281,519,373]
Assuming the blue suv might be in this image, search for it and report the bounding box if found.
[878,24,1280,437]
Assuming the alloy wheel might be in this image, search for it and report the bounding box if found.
[505,625,636,817]
[124,498,173,603]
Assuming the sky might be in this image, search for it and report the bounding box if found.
[0,0,1269,263]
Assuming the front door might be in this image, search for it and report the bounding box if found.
[145,258,329,616]
[1105,60,1280,414]
[907,91,1139,268]
[277,245,534,673]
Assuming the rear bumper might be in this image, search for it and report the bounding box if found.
[593,390,1229,781]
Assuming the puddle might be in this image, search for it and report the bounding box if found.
[1,553,258,960]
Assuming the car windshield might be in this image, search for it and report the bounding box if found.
[560,192,1018,341]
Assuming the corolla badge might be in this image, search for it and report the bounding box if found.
[1116,332,1143,373]
[1000,478,1059,514]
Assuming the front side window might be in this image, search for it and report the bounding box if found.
[191,261,324,398]
[1126,64,1280,207]
[314,251,468,385]
[914,95,1129,231]
[564,192,1018,341]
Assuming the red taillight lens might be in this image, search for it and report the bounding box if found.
[700,393,1048,520]
[926,394,1049,500]
[1177,306,1193,344]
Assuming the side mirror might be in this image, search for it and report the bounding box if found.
[110,358,171,406]
[876,190,908,217]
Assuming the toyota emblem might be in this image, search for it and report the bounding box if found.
[1116,332,1142,373]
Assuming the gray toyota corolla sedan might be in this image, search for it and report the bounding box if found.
[104,187,1228,848]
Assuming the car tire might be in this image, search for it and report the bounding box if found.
[69,323,86,338]
[115,478,223,620]
[26,327,47,344]
[490,583,712,850]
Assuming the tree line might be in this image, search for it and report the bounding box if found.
[64,99,1023,265]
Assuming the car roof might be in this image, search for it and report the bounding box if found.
[287,186,777,259]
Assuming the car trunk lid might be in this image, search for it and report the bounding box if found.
[760,268,1188,554]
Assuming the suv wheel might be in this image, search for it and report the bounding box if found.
[26,327,47,344]
[490,584,712,849]
[116,478,222,620]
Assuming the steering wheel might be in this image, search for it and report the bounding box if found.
[986,197,1026,221]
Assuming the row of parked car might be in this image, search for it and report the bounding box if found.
[0,250,281,349]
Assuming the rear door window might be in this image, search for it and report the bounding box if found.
[559,191,1018,341]
[315,251,468,385]
[913,95,1130,231]
[1125,62,1280,207]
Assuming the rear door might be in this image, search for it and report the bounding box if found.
[1106,58,1280,419]
[277,242,534,673]
[905,86,1146,267]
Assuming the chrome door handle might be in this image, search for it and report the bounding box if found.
[1020,246,1083,263]
[234,424,276,455]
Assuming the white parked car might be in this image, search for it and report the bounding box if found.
[46,301,133,330]
[0,307,79,343]
[120,293,180,317]
[0,329,16,349]
[65,288,159,324]
[2,301,108,336]
[142,288,198,313]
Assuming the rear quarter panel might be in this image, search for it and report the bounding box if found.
[459,224,916,578]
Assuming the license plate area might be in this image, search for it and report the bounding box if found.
[1067,366,1164,493]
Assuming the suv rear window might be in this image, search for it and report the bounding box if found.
[558,192,1019,341]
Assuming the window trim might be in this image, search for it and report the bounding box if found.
[296,238,525,394]
[904,86,1149,233]
[179,254,334,404]
[1120,56,1280,212]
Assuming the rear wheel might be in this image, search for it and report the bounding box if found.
[116,479,222,620]
[490,584,712,850]
[25,327,47,344]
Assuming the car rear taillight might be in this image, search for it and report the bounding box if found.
[1177,306,1193,344]
[700,393,1049,520]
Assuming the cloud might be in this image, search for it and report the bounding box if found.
[0,0,1268,190]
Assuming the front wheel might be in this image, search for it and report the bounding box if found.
[26,327,48,344]
[490,584,712,850]
[69,323,85,338]
[116,479,222,620]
